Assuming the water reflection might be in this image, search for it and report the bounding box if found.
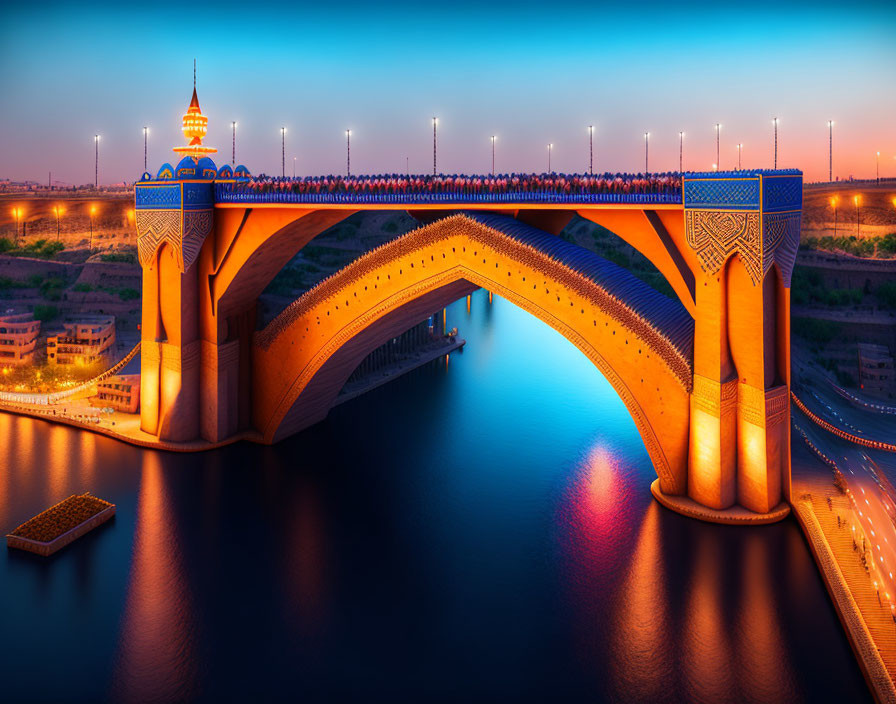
[0,289,871,702]
[609,502,673,702]
[111,452,198,703]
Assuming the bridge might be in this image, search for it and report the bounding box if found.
[133,86,803,522]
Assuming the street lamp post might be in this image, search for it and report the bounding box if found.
[491,135,496,176]
[293,157,296,179]
[588,125,594,175]
[854,195,861,237]
[232,121,237,165]
[679,131,684,173]
[280,127,286,178]
[876,151,880,184]
[714,123,721,170]
[828,120,834,182]
[644,132,649,173]
[432,117,438,176]
[94,135,100,188]
[346,130,351,177]
[143,127,148,172]
[547,143,553,173]
[773,117,778,169]
[737,143,743,170]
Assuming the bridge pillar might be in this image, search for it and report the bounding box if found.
[683,172,801,515]
[689,272,737,510]
[135,179,215,443]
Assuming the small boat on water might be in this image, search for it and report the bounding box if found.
[6,493,115,556]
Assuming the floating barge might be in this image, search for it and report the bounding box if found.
[6,493,115,556]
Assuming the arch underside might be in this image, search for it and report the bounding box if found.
[252,215,693,495]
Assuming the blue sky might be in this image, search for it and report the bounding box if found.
[1,1,894,184]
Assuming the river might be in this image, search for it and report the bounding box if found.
[0,289,870,702]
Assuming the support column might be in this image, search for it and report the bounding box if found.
[688,274,737,510]
[682,170,802,516]
[135,178,215,444]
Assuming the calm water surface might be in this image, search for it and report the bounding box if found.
[0,290,870,702]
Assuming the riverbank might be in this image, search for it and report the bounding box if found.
[792,457,896,704]
[0,338,466,451]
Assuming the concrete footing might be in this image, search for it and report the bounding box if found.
[651,479,790,525]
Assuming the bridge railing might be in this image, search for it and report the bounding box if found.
[214,185,683,206]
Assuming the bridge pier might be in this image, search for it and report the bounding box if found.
[680,172,801,519]
[135,180,214,444]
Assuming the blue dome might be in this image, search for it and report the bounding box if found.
[216,164,234,179]
[196,157,218,179]
[175,157,198,178]
[138,171,153,182]
[233,164,251,179]
[156,163,175,180]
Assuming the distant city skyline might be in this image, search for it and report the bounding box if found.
[1,0,894,184]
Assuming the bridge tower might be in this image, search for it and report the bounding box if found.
[134,83,220,442]
[682,173,801,514]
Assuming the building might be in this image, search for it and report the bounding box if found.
[858,343,894,399]
[0,310,41,367]
[91,374,140,412]
[47,316,115,366]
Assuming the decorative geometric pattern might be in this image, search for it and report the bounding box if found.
[762,212,801,287]
[691,375,738,418]
[136,184,181,209]
[182,210,214,271]
[738,383,789,428]
[762,176,802,213]
[683,178,760,210]
[135,208,213,273]
[685,210,763,283]
[183,182,214,209]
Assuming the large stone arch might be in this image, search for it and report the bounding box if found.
[251,214,694,495]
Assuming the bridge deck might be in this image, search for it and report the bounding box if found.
[465,213,695,366]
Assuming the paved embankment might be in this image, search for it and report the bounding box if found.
[792,468,896,704]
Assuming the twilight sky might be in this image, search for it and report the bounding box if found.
[1,0,894,185]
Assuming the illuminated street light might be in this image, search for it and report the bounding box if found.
[737,143,743,170]
[772,117,778,169]
[830,196,839,236]
[280,127,286,178]
[231,121,237,165]
[644,132,649,173]
[714,123,721,170]
[432,117,438,176]
[679,131,684,173]
[588,125,594,175]
[346,129,352,177]
[143,127,148,172]
[547,143,553,173]
[491,135,496,176]
[828,120,834,182]
[94,134,100,188]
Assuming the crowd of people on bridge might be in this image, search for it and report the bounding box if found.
[223,172,682,199]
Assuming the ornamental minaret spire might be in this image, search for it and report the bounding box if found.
[172,60,217,161]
